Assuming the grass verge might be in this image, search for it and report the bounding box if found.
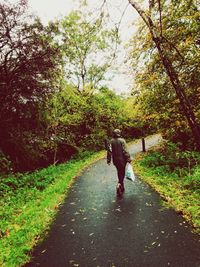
[133,152,200,234]
[0,151,105,267]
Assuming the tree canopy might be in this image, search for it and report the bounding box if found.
[0,0,62,171]
[57,10,118,94]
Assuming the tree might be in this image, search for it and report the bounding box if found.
[127,0,200,150]
[57,10,118,94]
[0,0,62,170]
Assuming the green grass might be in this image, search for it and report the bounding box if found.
[133,152,200,234]
[0,151,105,267]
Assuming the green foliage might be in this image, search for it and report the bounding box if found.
[0,153,11,175]
[134,144,200,233]
[0,1,62,172]
[46,83,139,156]
[183,166,200,190]
[0,1,139,174]
[129,0,200,148]
[0,150,105,267]
[57,10,118,94]
[139,141,200,187]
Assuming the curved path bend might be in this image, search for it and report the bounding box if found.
[26,134,200,267]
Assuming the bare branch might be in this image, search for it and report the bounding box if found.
[149,0,155,18]
[128,0,150,28]
[116,2,130,30]
[107,2,130,67]
[128,0,157,40]
[158,0,163,37]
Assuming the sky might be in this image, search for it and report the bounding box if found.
[9,0,142,94]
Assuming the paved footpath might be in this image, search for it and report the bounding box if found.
[25,134,200,267]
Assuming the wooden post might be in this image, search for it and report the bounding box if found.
[142,137,146,152]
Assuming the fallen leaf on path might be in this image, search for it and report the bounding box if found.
[70,229,75,235]
[79,209,85,213]
[145,202,153,207]
[115,208,121,212]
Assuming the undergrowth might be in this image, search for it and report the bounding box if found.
[133,141,200,233]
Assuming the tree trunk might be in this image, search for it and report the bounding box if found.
[154,37,200,150]
[128,0,200,150]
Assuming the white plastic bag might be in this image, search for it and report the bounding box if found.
[125,163,135,182]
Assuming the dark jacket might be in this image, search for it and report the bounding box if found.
[107,137,131,167]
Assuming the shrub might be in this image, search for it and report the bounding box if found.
[0,152,12,175]
[140,141,200,177]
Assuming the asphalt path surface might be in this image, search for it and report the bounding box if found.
[25,135,200,267]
